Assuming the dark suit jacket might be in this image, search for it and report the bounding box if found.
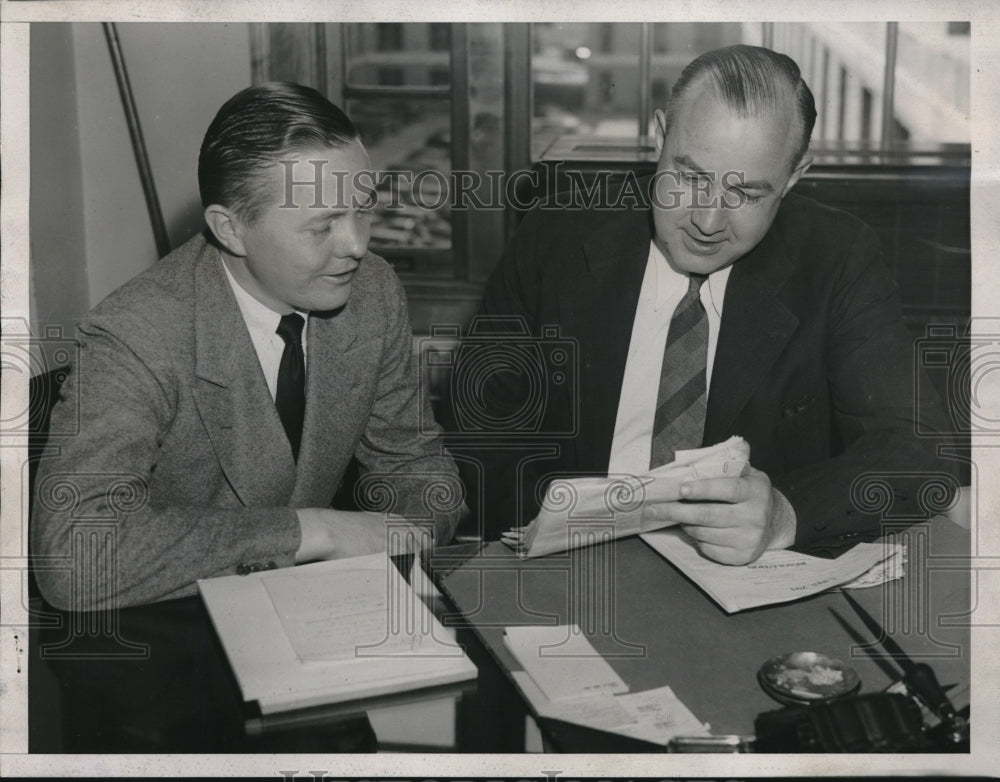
[32,233,459,610]
[460,190,956,553]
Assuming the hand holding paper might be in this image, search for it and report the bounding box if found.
[503,437,751,558]
[643,463,796,565]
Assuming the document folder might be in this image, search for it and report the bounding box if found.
[199,553,477,714]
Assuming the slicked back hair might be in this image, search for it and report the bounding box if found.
[664,45,817,170]
[199,82,359,223]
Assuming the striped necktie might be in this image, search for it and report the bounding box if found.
[649,274,708,469]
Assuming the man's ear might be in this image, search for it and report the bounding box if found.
[782,154,813,197]
[204,204,247,257]
[653,108,668,158]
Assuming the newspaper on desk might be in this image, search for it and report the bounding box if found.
[502,436,751,558]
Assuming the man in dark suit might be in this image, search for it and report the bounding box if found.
[32,83,460,610]
[460,45,954,562]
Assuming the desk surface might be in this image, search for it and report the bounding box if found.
[434,518,971,743]
[30,519,969,753]
[29,565,529,753]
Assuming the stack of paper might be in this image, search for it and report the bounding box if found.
[641,529,900,613]
[198,553,477,714]
[503,437,750,558]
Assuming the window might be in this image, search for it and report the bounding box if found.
[651,78,668,106]
[774,22,969,151]
[252,23,508,288]
[599,23,613,54]
[861,87,873,143]
[378,67,404,86]
[819,48,830,142]
[837,65,847,142]
[530,21,970,161]
[429,23,450,51]
[377,23,403,51]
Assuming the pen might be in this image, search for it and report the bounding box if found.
[839,590,966,742]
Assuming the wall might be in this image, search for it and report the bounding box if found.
[29,23,89,337]
[30,22,252,332]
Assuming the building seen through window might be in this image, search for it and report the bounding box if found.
[531,21,970,160]
[257,22,971,281]
[344,24,454,270]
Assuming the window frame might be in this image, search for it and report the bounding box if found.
[526,21,971,167]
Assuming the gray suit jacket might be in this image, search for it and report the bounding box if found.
[32,233,459,610]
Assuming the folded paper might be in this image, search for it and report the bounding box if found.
[503,436,750,558]
[641,529,899,613]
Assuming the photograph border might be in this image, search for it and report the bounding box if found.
[2,0,997,777]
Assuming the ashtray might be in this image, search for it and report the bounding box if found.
[758,651,861,705]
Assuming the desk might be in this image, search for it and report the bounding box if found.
[432,517,970,747]
[28,563,530,753]
[29,519,969,753]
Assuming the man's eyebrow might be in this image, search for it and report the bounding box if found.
[674,155,776,193]
[732,177,775,193]
[301,209,346,226]
[674,154,706,173]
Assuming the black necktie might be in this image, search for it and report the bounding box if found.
[649,274,708,469]
[275,313,306,461]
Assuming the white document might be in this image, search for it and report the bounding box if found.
[503,624,628,701]
[641,528,897,613]
[511,672,709,745]
[264,568,425,664]
[841,543,905,588]
[198,553,476,714]
[503,437,750,558]
[613,686,711,743]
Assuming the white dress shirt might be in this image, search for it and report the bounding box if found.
[221,260,309,401]
[608,240,731,476]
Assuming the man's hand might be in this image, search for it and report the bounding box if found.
[295,508,438,563]
[641,466,796,565]
[295,508,388,563]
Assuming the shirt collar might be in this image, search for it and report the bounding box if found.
[220,258,309,337]
[649,240,731,316]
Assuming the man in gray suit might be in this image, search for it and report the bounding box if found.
[32,83,461,611]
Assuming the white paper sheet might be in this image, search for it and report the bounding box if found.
[841,543,905,588]
[263,568,422,663]
[504,436,750,558]
[641,528,896,613]
[503,624,628,701]
[511,672,709,745]
[198,553,476,713]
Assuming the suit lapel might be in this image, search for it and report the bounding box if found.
[558,210,652,473]
[191,246,297,506]
[291,299,368,507]
[704,231,799,444]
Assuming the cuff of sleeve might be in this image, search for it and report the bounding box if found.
[237,507,300,573]
[767,488,798,551]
